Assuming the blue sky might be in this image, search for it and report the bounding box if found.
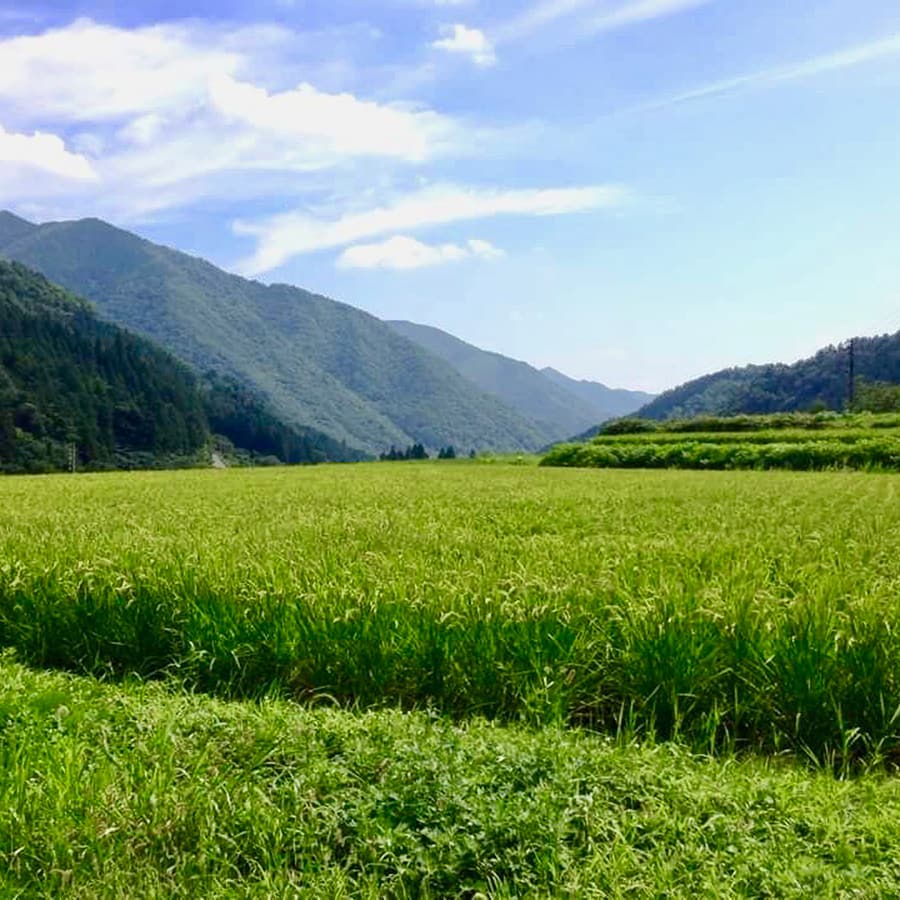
[1,1,899,391]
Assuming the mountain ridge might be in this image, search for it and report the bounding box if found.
[387,319,653,442]
[539,366,656,421]
[633,333,900,420]
[0,213,548,456]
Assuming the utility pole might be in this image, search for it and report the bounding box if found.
[68,442,76,473]
[848,338,855,410]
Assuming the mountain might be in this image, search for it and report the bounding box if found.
[388,320,598,442]
[0,259,361,472]
[387,320,653,443]
[0,214,547,455]
[635,332,900,420]
[0,210,36,247]
[539,367,656,421]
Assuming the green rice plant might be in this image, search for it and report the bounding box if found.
[595,428,900,445]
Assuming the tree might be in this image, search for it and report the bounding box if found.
[852,378,900,413]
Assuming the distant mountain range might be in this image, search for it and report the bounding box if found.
[0,209,655,456]
[388,320,654,443]
[11,207,887,457]
[633,333,900,420]
[539,366,656,421]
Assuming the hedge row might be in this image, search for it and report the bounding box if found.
[541,438,900,471]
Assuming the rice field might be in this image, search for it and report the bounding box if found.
[2,462,900,759]
[4,461,900,895]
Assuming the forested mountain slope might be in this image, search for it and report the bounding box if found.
[635,332,900,420]
[0,259,208,471]
[0,260,361,472]
[0,213,546,455]
[388,319,614,443]
[540,367,655,421]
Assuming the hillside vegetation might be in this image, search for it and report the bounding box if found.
[635,331,900,419]
[0,259,208,471]
[0,212,547,455]
[0,260,360,472]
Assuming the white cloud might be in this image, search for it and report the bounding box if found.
[466,238,504,259]
[0,19,244,122]
[0,18,456,166]
[0,18,473,220]
[207,74,454,161]
[117,114,165,146]
[433,24,496,66]
[0,123,97,180]
[337,235,503,269]
[234,183,628,274]
[493,0,598,43]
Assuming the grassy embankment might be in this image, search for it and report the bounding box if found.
[3,657,900,897]
[542,412,900,471]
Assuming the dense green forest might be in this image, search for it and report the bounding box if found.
[201,371,364,466]
[0,212,548,455]
[0,260,208,472]
[0,261,362,472]
[635,332,900,420]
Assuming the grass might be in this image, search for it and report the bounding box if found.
[3,656,900,898]
[2,463,900,762]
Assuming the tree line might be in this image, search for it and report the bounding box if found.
[379,444,474,461]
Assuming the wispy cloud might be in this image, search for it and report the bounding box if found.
[492,0,598,44]
[0,18,476,220]
[493,0,711,45]
[657,32,900,107]
[207,74,456,162]
[233,183,628,274]
[587,0,712,35]
[0,19,245,122]
[337,235,503,269]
